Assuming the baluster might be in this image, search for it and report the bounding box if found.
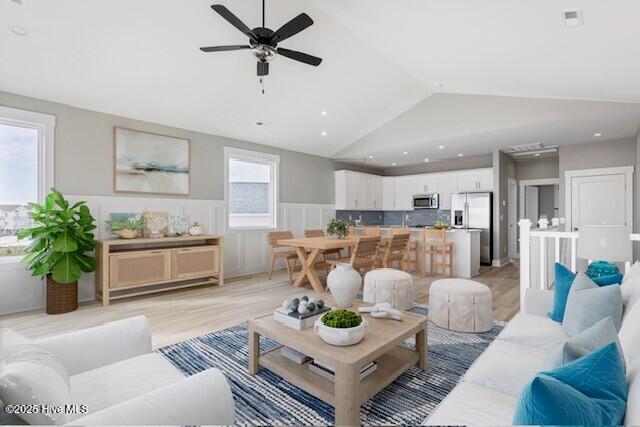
[518,219,532,312]
[540,236,546,290]
[554,236,560,264]
[570,237,577,273]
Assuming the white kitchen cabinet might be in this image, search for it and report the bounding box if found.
[413,174,438,195]
[395,175,415,211]
[436,173,458,210]
[335,170,383,210]
[457,168,494,192]
[382,177,397,210]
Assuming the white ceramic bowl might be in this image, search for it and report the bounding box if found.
[313,318,368,346]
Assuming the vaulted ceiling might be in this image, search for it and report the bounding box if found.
[2,0,640,166]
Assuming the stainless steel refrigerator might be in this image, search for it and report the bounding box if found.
[451,192,493,265]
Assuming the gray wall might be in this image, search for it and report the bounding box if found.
[516,157,559,180]
[0,91,341,204]
[381,154,492,176]
[492,150,516,264]
[558,137,636,217]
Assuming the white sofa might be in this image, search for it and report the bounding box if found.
[1,316,235,425]
[424,288,640,426]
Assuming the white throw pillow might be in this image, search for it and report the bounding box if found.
[622,261,640,316]
[0,331,70,425]
[619,300,640,369]
[626,362,640,426]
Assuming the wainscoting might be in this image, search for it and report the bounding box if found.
[0,195,335,315]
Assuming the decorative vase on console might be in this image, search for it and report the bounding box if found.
[327,263,362,308]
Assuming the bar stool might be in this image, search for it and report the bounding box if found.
[422,228,454,276]
[391,227,419,272]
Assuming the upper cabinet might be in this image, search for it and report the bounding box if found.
[457,169,494,192]
[335,170,383,210]
[335,168,493,211]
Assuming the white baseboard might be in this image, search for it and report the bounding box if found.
[491,258,511,267]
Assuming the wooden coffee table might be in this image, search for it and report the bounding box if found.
[248,302,428,426]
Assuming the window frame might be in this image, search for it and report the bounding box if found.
[0,106,55,263]
[224,146,279,232]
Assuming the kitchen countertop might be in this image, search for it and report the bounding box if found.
[353,226,482,233]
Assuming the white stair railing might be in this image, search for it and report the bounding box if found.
[518,219,640,310]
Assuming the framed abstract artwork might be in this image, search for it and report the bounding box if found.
[113,127,190,195]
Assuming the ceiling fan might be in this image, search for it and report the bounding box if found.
[200,0,323,76]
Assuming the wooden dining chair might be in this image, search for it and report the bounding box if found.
[362,226,381,236]
[391,227,419,272]
[267,231,299,284]
[422,229,454,277]
[328,236,381,275]
[381,232,411,269]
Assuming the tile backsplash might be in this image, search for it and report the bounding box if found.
[336,210,451,227]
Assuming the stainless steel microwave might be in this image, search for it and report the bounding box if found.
[413,193,439,209]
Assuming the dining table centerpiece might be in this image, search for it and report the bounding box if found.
[326,218,349,239]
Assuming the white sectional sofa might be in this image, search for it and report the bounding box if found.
[424,288,640,426]
[1,316,235,425]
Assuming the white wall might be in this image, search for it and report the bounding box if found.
[0,194,334,315]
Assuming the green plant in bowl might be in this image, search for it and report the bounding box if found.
[321,309,363,328]
[433,220,449,229]
[326,218,349,239]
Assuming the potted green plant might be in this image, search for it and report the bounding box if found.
[313,309,368,346]
[326,218,349,239]
[106,216,145,239]
[17,189,97,314]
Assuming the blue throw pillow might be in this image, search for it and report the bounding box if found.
[513,343,628,426]
[562,272,624,336]
[592,273,624,287]
[548,263,576,322]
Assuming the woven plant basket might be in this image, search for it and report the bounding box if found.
[46,275,78,315]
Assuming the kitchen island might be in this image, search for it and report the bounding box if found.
[353,227,482,278]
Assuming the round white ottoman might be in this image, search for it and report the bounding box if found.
[429,278,493,333]
[363,269,414,310]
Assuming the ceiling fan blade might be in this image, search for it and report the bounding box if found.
[257,61,269,76]
[269,13,313,44]
[211,4,259,43]
[200,45,251,52]
[278,48,322,66]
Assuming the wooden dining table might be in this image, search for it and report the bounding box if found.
[277,236,358,292]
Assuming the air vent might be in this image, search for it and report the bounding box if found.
[503,142,545,153]
[562,9,583,27]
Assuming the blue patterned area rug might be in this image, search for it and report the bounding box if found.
[157,306,503,426]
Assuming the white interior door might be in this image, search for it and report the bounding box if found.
[570,173,627,231]
[525,186,539,223]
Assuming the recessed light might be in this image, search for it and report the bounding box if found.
[11,25,28,36]
[368,155,374,159]
[321,131,327,136]
[458,153,464,157]
[534,153,541,157]
[438,145,445,150]
[593,132,602,137]
[402,151,408,155]
[321,110,327,116]
[424,158,430,163]
[392,162,397,166]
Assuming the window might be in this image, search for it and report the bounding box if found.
[224,147,279,230]
[0,107,55,257]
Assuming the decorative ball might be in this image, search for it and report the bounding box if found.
[298,304,308,314]
[282,299,291,310]
[289,301,299,312]
[308,297,316,304]
[307,302,316,311]
[301,296,309,302]
[317,300,325,309]
[291,298,300,306]
[299,300,308,308]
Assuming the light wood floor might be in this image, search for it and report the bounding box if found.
[0,264,520,348]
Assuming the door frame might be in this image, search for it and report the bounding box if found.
[507,177,518,258]
[519,178,560,224]
[565,166,634,233]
